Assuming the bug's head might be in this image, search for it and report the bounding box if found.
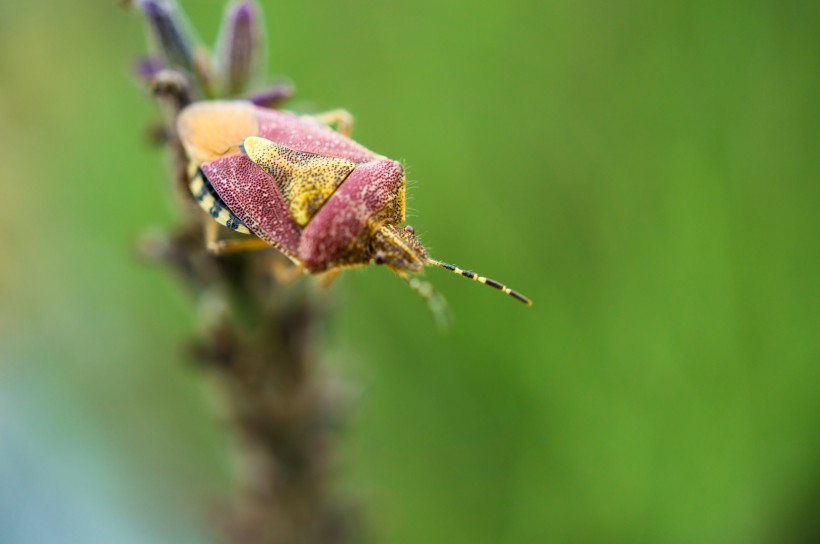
[373,223,533,309]
[371,224,428,272]
[373,224,532,329]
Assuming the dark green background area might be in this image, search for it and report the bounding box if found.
[1,1,818,542]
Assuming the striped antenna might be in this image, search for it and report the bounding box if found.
[427,258,532,306]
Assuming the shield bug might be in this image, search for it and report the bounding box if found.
[177,100,532,317]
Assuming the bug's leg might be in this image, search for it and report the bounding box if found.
[203,220,270,255]
[271,257,305,286]
[207,236,271,255]
[390,268,451,329]
[311,109,354,137]
[316,269,340,290]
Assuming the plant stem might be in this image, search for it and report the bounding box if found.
[139,95,359,544]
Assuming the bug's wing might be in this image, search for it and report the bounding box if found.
[242,137,357,227]
[300,159,406,272]
[253,107,376,163]
[201,153,301,260]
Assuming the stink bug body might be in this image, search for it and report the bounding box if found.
[177,100,532,314]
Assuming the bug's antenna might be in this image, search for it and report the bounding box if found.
[427,258,533,306]
[391,268,451,328]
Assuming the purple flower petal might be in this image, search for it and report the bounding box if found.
[215,1,265,96]
[137,0,195,73]
[247,82,294,108]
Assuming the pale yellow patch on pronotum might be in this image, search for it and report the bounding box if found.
[242,136,356,227]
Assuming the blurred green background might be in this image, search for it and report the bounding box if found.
[1,0,818,542]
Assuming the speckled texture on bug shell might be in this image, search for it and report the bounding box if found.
[180,101,407,271]
[242,137,357,227]
[300,159,405,272]
[202,153,301,259]
[178,101,379,166]
[257,109,377,164]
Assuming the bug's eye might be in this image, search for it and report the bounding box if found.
[374,251,386,265]
[404,225,415,235]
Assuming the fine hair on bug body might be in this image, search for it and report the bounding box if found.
[177,100,532,319]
